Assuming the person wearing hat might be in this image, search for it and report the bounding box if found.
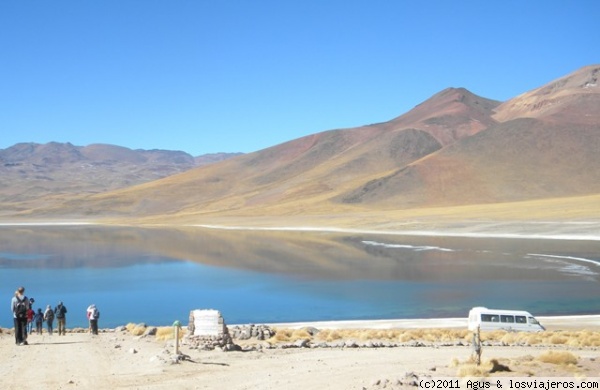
[54,301,68,336]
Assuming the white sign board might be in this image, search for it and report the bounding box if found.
[192,309,222,336]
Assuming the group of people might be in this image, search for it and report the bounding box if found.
[10,286,101,346]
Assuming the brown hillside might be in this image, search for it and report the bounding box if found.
[45,127,441,217]
[341,118,600,207]
[383,87,500,145]
[28,87,503,219]
[5,65,600,224]
[493,64,600,124]
[0,143,241,216]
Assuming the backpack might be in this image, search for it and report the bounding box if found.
[56,305,66,319]
[91,308,100,320]
[45,309,55,322]
[15,297,28,320]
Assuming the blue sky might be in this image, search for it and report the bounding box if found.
[1,1,599,156]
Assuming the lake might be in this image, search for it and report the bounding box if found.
[1,225,599,328]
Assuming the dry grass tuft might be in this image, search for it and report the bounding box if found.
[537,351,579,366]
[549,334,568,344]
[478,329,600,347]
[453,358,511,377]
[155,326,186,341]
[125,323,147,336]
[311,328,471,343]
[265,328,600,347]
[125,323,186,340]
[268,328,312,343]
[455,358,494,378]
[457,364,489,378]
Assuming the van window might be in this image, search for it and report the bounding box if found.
[528,317,540,325]
[500,315,515,323]
[515,316,526,324]
[481,314,499,322]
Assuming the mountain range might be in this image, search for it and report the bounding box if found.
[1,65,599,225]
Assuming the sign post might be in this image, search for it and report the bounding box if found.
[173,320,181,355]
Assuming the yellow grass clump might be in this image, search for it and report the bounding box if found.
[536,351,579,366]
[125,323,187,340]
[155,326,186,341]
[453,358,495,378]
[268,328,312,343]
[312,328,470,343]
[125,323,147,336]
[263,328,600,347]
[480,329,600,347]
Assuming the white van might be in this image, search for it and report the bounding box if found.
[468,307,545,332]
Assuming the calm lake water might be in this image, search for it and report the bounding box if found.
[1,225,599,328]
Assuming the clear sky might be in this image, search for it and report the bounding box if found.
[1,1,599,156]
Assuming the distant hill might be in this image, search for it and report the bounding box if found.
[195,152,244,166]
[0,143,240,215]
[2,65,599,222]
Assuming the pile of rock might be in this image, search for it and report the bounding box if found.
[185,309,239,351]
[228,324,275,341]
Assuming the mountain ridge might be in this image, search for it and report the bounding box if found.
[1,64,599,223]
[0,143,241,214]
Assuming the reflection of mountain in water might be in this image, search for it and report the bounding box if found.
[0,226,178,269]
[0,226,598,282]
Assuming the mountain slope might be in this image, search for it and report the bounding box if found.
[340,118,600,207]
[340,65,600,208]
[32,88,503,218]
[4,65,600,221]
[0,143,239,215]
[382,87,500,145]
[493,64,600,124]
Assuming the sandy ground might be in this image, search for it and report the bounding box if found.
[1,317,599,390]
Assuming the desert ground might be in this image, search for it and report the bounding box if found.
[1,316,599,390]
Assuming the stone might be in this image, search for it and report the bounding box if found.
[143,327,157,337]
[294,339,310,348]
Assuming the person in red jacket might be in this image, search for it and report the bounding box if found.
[26,306,35,334]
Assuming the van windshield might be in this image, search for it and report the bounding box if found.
[528,317,540,325]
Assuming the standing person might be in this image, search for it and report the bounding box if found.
[86,304,100,335]
[44,305,55,335]
[26,306,35,335]
[10,286,30,345]
[34,308,44,334]
[55,301,68,336]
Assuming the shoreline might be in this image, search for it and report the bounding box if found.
[2,220,600,241]
[3,314,597,332]
[192,223,600,241]
[258,314,600,331]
